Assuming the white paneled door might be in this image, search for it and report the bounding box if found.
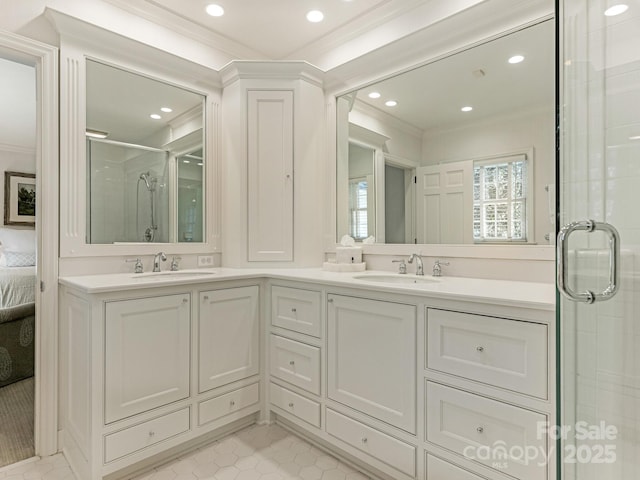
[560,1,640,479]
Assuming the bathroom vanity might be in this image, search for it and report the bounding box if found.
[59,269,555,480]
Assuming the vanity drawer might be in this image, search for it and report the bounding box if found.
[270,382,320,427]
[326,408,416,477]
[427,308,548,398]
[198,383,260,426]
[103,408,190,463]
[426,454,486,480]
[271,286,321,337]
[270,334,320,395]
[426,382,547,480]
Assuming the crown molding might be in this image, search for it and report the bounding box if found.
[352,101,424,139]
[219,61,325,89]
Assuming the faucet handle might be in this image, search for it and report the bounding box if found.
[392,259,407,274]
[432,259,450,277]
[170,256,182,271]
[126,257,143,274]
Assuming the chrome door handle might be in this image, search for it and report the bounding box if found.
[557,220,620,303]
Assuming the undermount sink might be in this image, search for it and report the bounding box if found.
[352,274,440,285]
[131,270,216,279]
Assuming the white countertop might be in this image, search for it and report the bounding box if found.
[59,268,556,310]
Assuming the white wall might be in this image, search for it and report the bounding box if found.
[421,106,555,245]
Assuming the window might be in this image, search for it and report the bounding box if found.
[473,155,528,242]
[349,178,368,240]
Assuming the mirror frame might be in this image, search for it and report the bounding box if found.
[56,12,221,258]
[325,3,555,260]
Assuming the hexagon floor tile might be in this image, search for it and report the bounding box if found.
[0,425,371,480]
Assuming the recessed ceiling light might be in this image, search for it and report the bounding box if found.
[183,160,191,164]
[160,107,173,113]
[508,55,525,64]
[198,162,204,166]
[85,129,108,139]
[604,4,628,16]
[368,92,381,99]
[150,114,162,120]
[461,106,473,112]
[630,135,640,140]
[385,100,398,107]
[307,10,324,22]
[206,4,225,17]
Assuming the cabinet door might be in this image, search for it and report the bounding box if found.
[199,286,259,393]
[247,90,294,261]
[327,294,416,433]
[105,294,191,423]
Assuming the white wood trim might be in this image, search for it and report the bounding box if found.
[0,29,59,457]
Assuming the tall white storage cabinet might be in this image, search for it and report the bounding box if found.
[247,91,293,261]
[220,61,325,266]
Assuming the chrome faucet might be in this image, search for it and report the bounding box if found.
[432,259,450,277]
[408,253,424,276]
[153,252,167,272]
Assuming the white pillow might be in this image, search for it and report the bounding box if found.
[0,227,36,252]
[4,251,36,267]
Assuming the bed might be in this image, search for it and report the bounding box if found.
[0,241,36,388]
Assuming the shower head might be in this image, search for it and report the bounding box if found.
[139,172,153,190]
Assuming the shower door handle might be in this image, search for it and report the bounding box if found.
[557,220,620,303]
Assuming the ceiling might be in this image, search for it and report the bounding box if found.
[353,19,555,132]
[106,0,431,61]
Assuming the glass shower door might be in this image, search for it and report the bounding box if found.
[559,0,640,478]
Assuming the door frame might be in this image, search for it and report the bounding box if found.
[0,30,59,457]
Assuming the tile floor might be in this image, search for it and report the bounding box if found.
[0,424,371,480]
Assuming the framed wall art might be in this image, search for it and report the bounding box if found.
[4,171,36,226]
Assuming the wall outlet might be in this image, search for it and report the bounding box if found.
[197,255,214,267]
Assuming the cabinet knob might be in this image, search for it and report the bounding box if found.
[361,437,368,444]
[149,430,155,437]
[288,402,294,408]
[291,307,297,313]
[289,360,295,366]
[476,346,484,352]
[476,426,484,434]
[328,298,334,303]
[230,400,235,407]
[203,295,209,301]
[182,298,188,304]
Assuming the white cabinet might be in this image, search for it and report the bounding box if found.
[198,286,260,392]
[104,294,191,423]
[247,90,293,262]
[327,294,416,433]
[271,285,321,337]
[270,382,321,428]
[60,281,262,480]
[270,334,320,395]
[427,308,548,398]
[426,454,486,480]
[426,382,547,480]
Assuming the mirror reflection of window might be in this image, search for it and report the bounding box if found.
[473,156,528,242]
[349,178,369,240]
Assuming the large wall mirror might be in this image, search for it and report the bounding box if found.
[86,59,205,244]
[336,19,555,245]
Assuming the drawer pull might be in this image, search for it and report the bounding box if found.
[230,400,235,407]
[182,298,188,304]
[148,430,155,437]
[476,346,484,352]
[476,426,484,434]
[328,298,334,303]
[289,360,295,366]
[361,437,368,444]
[203,295,209,301]
[291,308,297,313]
[288,402,294,408]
